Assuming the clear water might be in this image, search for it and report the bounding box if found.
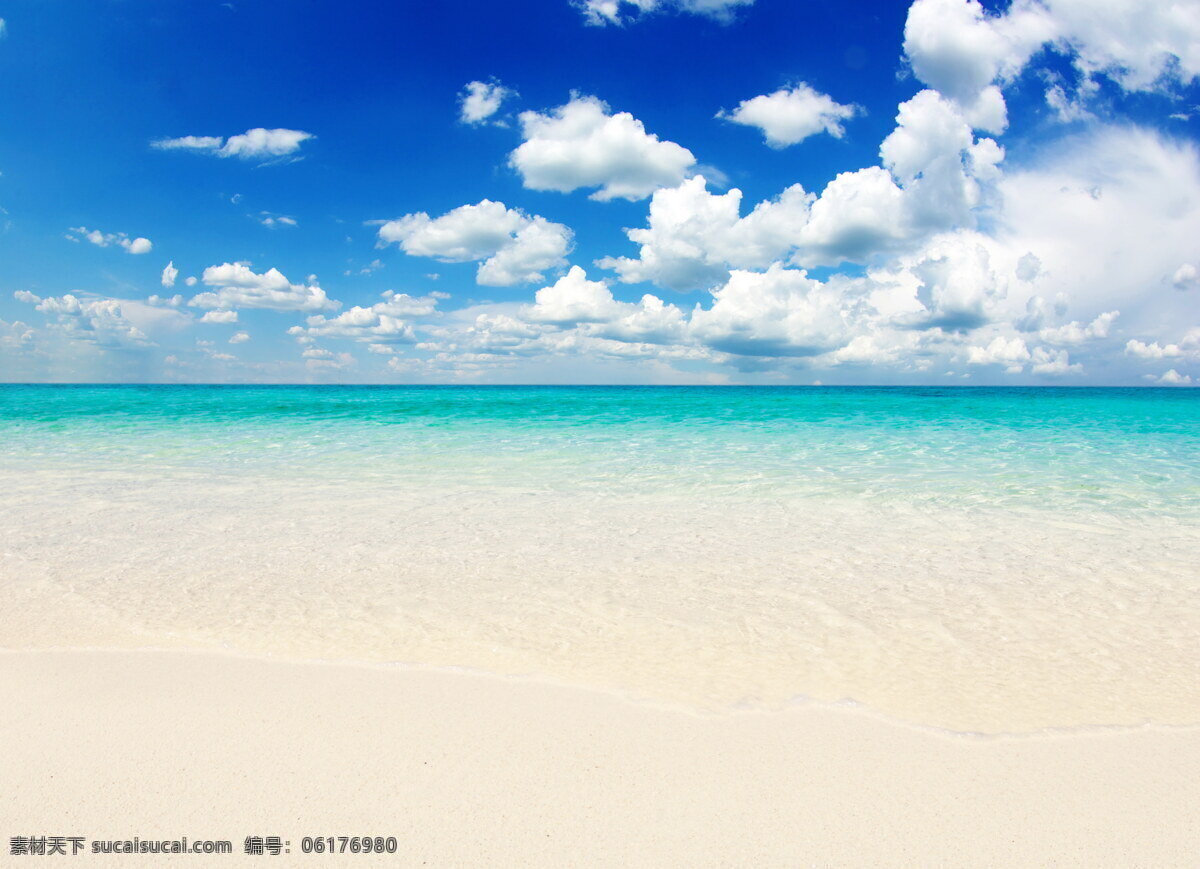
[2,385,1198,516]
[2,386,1198,733]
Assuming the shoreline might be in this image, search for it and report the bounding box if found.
[4,645,1198,741]
[4,649,1199,866]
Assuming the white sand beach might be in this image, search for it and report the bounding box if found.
[3,649,1199,867]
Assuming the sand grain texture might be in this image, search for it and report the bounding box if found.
[2,651,1198,867]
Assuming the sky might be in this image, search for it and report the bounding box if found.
[0,0,1198,385]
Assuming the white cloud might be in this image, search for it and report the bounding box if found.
[1044,0,1200,91]
[15,292,152,348]
[1045,81,1094,122]
[287,291,444,344]
[305,351,356,372]
[1152,368,1194,385]
[190,263,339,312]
[967,335,1031,371]
[1038,310,1118,344]
[903,0,1053,130]
[903,0,1200,134]
[229,331,250,344]
[460,80,513,125]
[292,308,417,345]
[161,261,179,288]
[377,200,572,286]
[152,135,224,152]
[67,226,153,254]
[522,266,626,325]
[1030,346,1082,374]
[1126,339,1181,359]
[718,83,858,148]
[995,127,1200,341]
[1125,329,1200,361]
[578,0,753,26]
[601,92,1002,287]
[199,310,238,324]
[147,294,183,307]
[1173,263,1198,291]
[597,175,811,290]
[688,264,864,358]
[151,128,313,161]
[0,317,34,350]
[872,230,1015,331]
[258,212,298,228]
[510,95,696,201]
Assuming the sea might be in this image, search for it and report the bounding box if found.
[2,385,1197,733]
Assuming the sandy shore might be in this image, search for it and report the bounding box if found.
[2,651,1198,866]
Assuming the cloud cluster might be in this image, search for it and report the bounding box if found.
[719,83,859,148]
[460,80,514,125]
[190,263,338,312]
[66,226,152,254]
[288,291,446,345]
[376,200,572,285]
[510,96,696,201]
[13,291,152,348]
[903,0,1200,133]
[152,128,314,161]
[599,88,1003,288]
[579,0,754,26]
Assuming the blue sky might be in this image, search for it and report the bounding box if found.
[1,0,1198,384]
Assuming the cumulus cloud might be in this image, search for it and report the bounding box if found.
[229,331,250,344]
[0,317,35,351]
[1126,339,1180,359]
[287,291,445,344]
[66,226,152,254]
[597,175,811,290]
[601,91,1002,287]
[903,0,1200,133]
[460,80,513,125]
[161,261,179,288]
[1030,346,1082,374]
[967,335,1032,372]
[522,266,625,325]
[510,95,696,201]
[718,83,859,148]
[688,264,866,357]
[1125,330,1200,362]
[578,0,753,26]
[376,200,572,286]
[151,128,313,161]
[190,263,339,312]
[1151,368,1193,385]
[903,0,1052,130]
[199,310,238,324]
[1038,310,1118,344]
[14,292,152,348]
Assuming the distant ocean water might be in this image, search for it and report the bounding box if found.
[2,385,1198,733]
[3,385,1198,514]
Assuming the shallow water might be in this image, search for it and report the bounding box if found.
[2,385,1197,732]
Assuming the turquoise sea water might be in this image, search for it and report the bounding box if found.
[3,384,1199,731]
[2,385,1197,516]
